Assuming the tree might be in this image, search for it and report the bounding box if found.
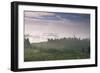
[24,38,31,49]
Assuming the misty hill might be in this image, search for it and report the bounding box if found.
[31,38,89,50]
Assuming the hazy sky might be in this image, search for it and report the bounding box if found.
[24,11,90,43]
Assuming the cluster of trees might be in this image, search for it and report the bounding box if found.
[47,37,88,42]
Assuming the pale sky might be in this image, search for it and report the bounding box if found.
[24,11,90,43]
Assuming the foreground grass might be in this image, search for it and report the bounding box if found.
[24,48,90,62]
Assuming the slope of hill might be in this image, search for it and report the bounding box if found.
[31,38,90,50]
[24,37,90,62]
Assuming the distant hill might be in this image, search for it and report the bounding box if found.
[30,37,90,52]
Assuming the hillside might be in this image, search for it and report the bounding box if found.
[31,38,90,51]
[24,37,90,61]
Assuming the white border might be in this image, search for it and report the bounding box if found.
[18,5,95,68]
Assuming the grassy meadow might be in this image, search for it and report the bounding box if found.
[24,37,90,62]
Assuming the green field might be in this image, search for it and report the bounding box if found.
[24,37,90,62]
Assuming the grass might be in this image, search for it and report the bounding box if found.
[24,37,90,62]
[24,48,90,62]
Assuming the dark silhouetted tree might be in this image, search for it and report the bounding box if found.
[24,38,31,49]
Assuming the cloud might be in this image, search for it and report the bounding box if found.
[24,11,55,18]
[24,11,90,25]
[24,11,90,39]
